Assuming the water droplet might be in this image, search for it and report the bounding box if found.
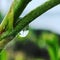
[19,25,29,37]
[20,30,29,37]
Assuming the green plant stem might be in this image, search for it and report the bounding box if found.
[47,35,59,60]
[12,0,60,35]
[47,41,59,60]
[0,0,31,41]
[0,3,14,33]
[0,0,31,50]
[14,0,31,25]
[0,0,31,33]
[0,0,60,40]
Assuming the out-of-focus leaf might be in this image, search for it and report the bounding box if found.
[0,12,3,23]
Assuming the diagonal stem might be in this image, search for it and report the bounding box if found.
[0,0,31,33]
[0,0,60,40]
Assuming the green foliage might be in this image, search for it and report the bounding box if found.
[0,0,60,60]
[0,12,3,23]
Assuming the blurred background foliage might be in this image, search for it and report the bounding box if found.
[0,29,60,60]
[0,12,3,23]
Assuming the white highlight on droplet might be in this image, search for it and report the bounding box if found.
[19,30,29,37]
